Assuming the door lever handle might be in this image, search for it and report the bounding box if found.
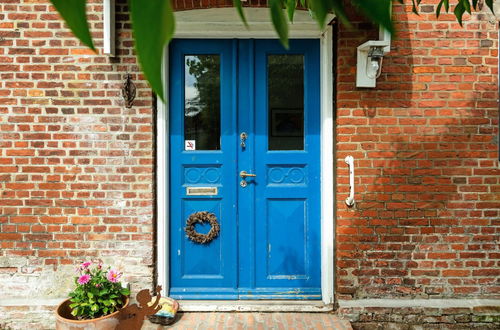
[240,171,256,178]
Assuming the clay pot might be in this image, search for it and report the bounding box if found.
[55,297,129,330]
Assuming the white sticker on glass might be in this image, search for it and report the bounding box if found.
[185,140,196,151]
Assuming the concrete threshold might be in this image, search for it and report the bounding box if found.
[178,300,334,312]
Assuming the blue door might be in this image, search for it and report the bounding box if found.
[169,39,320,300]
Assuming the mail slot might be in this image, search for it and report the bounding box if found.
[186,187,218,196]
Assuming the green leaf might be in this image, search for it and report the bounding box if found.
[411,0,420,15]
[99,289,109,296]
[87,292,94,299]
[309,0,332,29]
[49,0,95,51]
[352,0,394,35]
[286,0,296,22]
[270,0,289,49]
[436,0,445,17]
[454,0,465,26]
[233,0,248,27]
[71,307,79,316]
[485,0,494,13]
[463,0,471,14]
[129,0,175,101]
[120,288,130,296]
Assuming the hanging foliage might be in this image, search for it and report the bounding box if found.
[49,0,495,101]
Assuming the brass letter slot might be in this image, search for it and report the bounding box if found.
[186,187,218,196]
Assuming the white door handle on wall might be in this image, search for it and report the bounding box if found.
[345,156,355,207]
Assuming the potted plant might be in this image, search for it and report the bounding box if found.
[55,261,130,330]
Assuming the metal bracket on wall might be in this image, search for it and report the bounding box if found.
[122,73,136,108]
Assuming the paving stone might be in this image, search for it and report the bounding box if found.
[143,312,353,329]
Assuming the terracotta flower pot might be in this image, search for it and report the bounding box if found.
[55,296,129,330]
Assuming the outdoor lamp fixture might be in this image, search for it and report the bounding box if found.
[356,27,391,88]
[366,46,385,79]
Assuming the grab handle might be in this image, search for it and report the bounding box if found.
[345,156,355,207]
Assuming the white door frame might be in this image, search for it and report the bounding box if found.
[156,8,335,309]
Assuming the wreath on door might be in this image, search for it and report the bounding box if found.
[184,211,220,244]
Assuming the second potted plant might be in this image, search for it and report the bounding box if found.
[55,261,130,330]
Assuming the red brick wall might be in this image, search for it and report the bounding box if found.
[0,0,498,316]
[0,0,155,299]
[336,2,499,299]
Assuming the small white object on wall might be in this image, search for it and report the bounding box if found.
[103,0,115,56]
[345,155,355,207]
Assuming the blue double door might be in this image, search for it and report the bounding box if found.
[169,39,321,299]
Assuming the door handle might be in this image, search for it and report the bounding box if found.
[240,171,256,178]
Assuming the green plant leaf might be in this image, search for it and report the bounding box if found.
[410,0,421,15]
[485,0,494,13]
[436,0,447,17]
[454,0,465,25]
[270,0,289,49]
[233,0,248,27]
[120,288,130,296]
[129,0,175,101]
[286,0,296,22]
[71,307,79,316]
[352,0,394,34]
[49,0,95,51]
[463,0,471,13]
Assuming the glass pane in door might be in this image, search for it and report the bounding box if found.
[184,55,221,150]
[268,55,304,150]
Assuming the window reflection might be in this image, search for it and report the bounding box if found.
[184,55,221,150]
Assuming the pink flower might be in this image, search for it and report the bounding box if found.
[107,269,122,283]
[81,261,92,269]
[77,274,91,285]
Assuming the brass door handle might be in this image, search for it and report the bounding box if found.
[240,171,256,178]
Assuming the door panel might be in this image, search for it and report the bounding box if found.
[250,40,321,299]
[169,39,320,300]
[169,40,238,299]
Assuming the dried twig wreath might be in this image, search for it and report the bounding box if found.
[184,211,220,244]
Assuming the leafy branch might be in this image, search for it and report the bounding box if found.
[49,0,495,101]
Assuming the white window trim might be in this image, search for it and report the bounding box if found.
[156,8,335,309]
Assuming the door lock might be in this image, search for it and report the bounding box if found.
[239,170,256,188]
[240,132,248,148]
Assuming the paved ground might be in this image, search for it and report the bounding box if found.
[143,312,353,329]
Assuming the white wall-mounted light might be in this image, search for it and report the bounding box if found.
[356,27,391,88]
